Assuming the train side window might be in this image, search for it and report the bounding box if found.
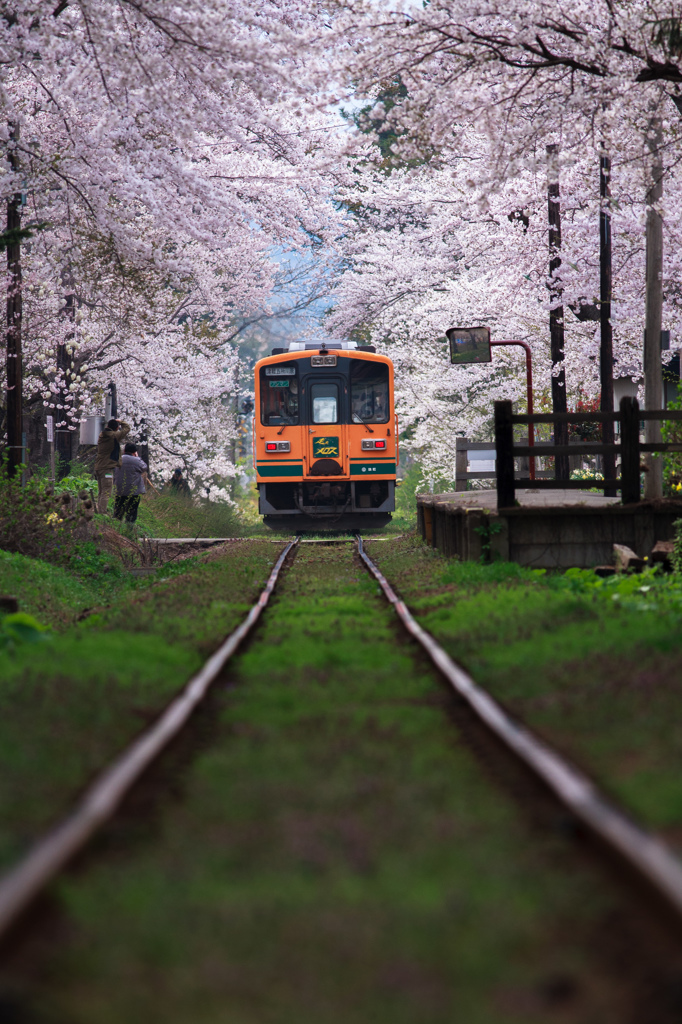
[260,367,299,425]
[311,383,339,424]
[350,360,389,424]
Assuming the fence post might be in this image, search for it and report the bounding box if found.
[620,396,640,504]
[495,400,516,508]
[455,438,468,492]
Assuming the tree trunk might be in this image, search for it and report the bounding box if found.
[546,144,569,480]
[644,114,664,499]
[5,123,22,479]
[600,153,617,495]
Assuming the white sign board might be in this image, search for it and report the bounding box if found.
[79,415,104,445]
[46,415,54,443]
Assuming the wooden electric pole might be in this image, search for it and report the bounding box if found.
[546,144,569,480]
[6,123,23,479]
[599,153,617,495]
[644,112,664,499]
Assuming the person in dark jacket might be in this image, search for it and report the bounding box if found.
[113,442,147,523]
[94,418,130,514]
[167,467,191,499]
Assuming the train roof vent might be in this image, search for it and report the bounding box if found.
[270,347,285,355]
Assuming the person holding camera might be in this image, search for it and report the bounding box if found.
[113,442,149,523]
[94,418,130,514]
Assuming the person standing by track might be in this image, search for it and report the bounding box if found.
[94,418,130,514]
[113,442,150,524]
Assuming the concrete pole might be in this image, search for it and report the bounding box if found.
[55,286,75,476]
[600,153,617,495]
[644,112,664,499]
[5,123,23,479]
[546,144,569,480]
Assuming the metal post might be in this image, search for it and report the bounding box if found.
[455,438,468,492]
[46,414,55,486]
[620,396,641,505]
[546,144,569,480]
[491,340,535,480]
[494,400,515,508]
[644,109,664,499]
[6,123,22,480]
[600,153,617,495]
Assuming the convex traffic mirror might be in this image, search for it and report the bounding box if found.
[446,326,492,365]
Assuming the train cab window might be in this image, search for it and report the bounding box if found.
[350,360,389,424]
[260,365,299,425]
[311,383,339,424]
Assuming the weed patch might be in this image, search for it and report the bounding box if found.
[136,493,244,538]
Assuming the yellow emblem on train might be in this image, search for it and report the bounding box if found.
[313,436,339,458]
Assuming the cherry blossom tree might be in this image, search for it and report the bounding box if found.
[325,2,682,482]
[1,0,344,485]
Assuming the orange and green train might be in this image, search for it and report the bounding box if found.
[253,341,397,530]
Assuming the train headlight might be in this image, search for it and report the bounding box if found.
[374,440,386,449]
[266,441,291,452]
[361,439,387,450]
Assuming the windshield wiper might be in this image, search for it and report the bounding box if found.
[352,413,374,434]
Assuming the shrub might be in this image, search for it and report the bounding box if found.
[0,469,84,565]
[673,519,682,575]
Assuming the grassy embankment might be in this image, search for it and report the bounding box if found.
[0,540,277,871]
[131,492,250,538]
[14,545,657,1024]
[368,536,682,836]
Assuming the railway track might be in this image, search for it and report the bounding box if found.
[356,535,682,925]
[2,532,682,950]
[0,537,299,940]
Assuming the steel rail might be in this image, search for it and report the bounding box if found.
[356,536,682,920]
[0,537,299,940]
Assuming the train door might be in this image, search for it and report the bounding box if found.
[303,375,348,476]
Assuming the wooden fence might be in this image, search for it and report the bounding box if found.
[494,396,682,508]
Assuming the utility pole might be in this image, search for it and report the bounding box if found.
[55,277,75,476]
[644,111,664,499]
[600,153,617,495]
[5,123,23,479]
[546,144,569,480]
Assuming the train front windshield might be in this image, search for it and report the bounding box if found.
[260,365,299,425]
[350,360,389,423]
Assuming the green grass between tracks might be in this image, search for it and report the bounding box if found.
[20,546,635,1024]
[367,537,682,836]
[0,541,277,870]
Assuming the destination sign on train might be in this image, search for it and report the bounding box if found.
[311,354,337,367]
[446,326,492,365]
[265,366,296,376]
